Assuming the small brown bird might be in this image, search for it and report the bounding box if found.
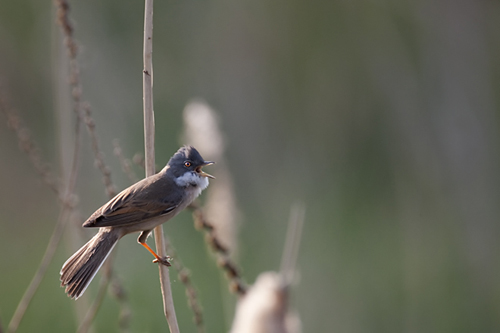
[60,146,214,299]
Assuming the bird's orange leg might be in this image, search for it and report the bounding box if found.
[139,241,171,266]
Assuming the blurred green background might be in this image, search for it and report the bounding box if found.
[1,0,500,332]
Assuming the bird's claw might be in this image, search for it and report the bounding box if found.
[153,256,172,266]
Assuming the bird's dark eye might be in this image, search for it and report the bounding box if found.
[184,161,191,168]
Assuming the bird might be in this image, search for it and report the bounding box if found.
[60,146,214,299]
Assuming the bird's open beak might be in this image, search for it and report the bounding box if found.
[198,161,215,179]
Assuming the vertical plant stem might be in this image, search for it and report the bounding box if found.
[143,0,180,331]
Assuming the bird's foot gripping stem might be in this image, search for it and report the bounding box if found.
[152,256,172,266]
[140,241,172,266]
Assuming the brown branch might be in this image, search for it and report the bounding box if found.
[190,203,247,296]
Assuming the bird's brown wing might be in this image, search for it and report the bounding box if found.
[83,174,181,228]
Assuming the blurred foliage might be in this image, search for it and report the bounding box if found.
[1,0,500,332]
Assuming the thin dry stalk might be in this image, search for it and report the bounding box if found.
[3,97,83,333]
[1,8,92,321]
[55,0,116,199]
[190,204,247,295]
[3,0,129,330]
[142,0,180,331]
[54,0,115,198]
[8,207,78,333]
[113,139,139,183]
[53,1,130,331]
[0,95,59,194]
[53,0,82,123]
[82,102,116,197]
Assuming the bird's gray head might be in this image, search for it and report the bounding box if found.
[166,146,214,187]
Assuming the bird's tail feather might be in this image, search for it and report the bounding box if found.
[60,229,119,300]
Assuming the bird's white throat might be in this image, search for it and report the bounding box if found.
[175,171,209,191]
